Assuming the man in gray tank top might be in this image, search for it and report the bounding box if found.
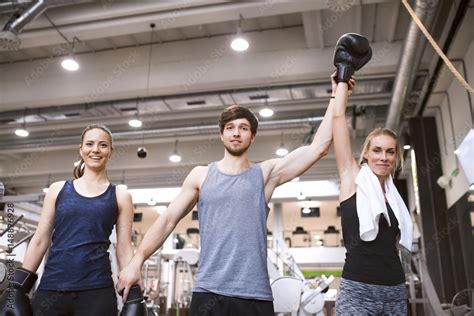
[117,74,354,315]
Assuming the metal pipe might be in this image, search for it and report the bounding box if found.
[0,1,33,13]
[3,0,47,34]
[0,117,325,151]
[1,0,94,50]
[0,0,91,13]
[385,0,439,131]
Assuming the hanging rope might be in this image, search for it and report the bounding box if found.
[401,0,474,95]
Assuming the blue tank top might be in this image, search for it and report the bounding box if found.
[193,163,273,301]
[38,180,118,291]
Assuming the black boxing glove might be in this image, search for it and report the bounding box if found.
[0,267,38,316]
[120,285,147,316]
[333,33,372,82]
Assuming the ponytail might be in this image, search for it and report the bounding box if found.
[73,158,85,179]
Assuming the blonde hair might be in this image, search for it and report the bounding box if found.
[359,128,404,173]
[73,124,113,179]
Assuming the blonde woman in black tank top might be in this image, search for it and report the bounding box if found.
[332,71,409,315]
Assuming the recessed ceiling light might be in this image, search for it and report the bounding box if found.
[231,37,249,52]
[128,119,142,128]
[169,154,182,163]
[61,57,79,71]
[259,108,273,117]
[15,128,29,137]
[276,147,288,157]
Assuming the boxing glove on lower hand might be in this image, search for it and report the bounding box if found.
[0,267,38,316]
[333,33,372,83]
[120,285,147,316]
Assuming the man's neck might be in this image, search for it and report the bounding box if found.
[218,152,251,175]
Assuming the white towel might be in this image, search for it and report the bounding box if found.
[355,164,413,251]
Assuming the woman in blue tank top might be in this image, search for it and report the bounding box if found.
[15,125,136,315]
[332,72,412,315]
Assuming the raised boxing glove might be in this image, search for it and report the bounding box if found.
[0,267,38,316]
[333,33,372,83]
[120,285,147,316]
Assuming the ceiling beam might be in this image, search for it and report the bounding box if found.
[302,10,324,48]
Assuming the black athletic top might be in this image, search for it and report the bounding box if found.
[340,193,405,285]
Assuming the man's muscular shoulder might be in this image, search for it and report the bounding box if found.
[259,159,279,185]
[187,165,209,189]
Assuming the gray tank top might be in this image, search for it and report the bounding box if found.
[193,162,273,301]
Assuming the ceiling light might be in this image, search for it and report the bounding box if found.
[15,128,29,137]
[297,191,306,200]
[169,154,182,163]
[129,119,142,128]
[169,140,182,163]
[61,37,80,71]
[403,144,411,150]
[129,99,143,128]
[15,109,29,137]
[231,16,249,52]
[259,108,273,117]
[276,147,288,157]
[147,197,156,206]
[61,57,79,71]
[276,132,288,156]
[42,174,51,194]
[260,96,273,117]
[231,37,249,51]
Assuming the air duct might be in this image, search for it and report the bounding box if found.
[385,0,439,131]
[0,0,93,50]
[0,0,47,49]
[0,1,34,13]
[3,0,47,34]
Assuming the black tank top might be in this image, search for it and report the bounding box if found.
[340,193,405,285]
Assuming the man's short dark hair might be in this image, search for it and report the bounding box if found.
[218,105,259,135]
